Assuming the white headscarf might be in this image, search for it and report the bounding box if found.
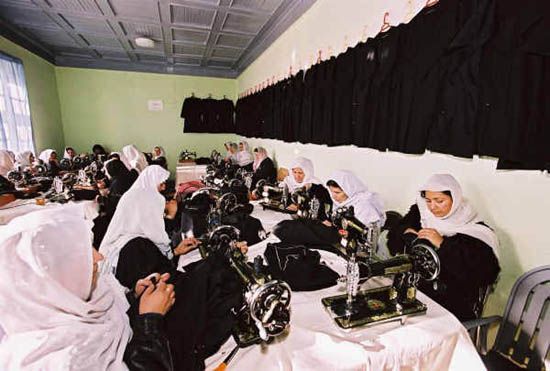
[236,141,253,167]
[0,150,15,177]
[38,149,55,164]
[0,209,131,370]
[63,147,75,159]
[99,165,172,274]
[153,146,166,160]
[417,174,499,256]
[252,147,268,171]
[121,145,148,173]
[283,157,320,192]
[328,170,386,227]
[15,151,33,168]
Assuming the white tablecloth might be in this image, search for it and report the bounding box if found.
[178,205,485,370]
[0,199,98,225]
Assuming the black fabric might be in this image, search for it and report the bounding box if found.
[181,96,235,134]
[331,47,356,146]
[124,313,174,371]
[387,204,501,321]
[116,237,243,371]
[250,157,277,190]
[311,57,336,145]
[222,213,265,246]
[0,175,15,194]
[273,219,340,249]
[264,243,339,291]
[481,350,524,371]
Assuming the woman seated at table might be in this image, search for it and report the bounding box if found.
[387,174,500,321]
[63,146,77,160]
[14,150,35,170]
[283,157,332,221]
[250,147,276,190]
[99,165,246,369]
[236,141,254,170]
[38,149,61,176]
[152,145,168,169]
[92,143,107,157]
[0,209,175,370]
[325,170,386,228]
[92,158,138,248]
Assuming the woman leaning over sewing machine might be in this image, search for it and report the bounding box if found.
[99,165,247,370]
[284,157,332,221]
[250,146,277,190]
[386,174,500,321]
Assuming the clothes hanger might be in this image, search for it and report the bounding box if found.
[425,0,439,7]
[380,12,391,33]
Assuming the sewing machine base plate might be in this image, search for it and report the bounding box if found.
[322,286,427,329]
[259,201,295,214]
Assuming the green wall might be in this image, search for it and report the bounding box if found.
[0,36,64,154]
[56,67,238,172]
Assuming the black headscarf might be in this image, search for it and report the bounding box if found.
[105,159,136,196]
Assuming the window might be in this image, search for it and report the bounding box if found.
[0,52,34,152]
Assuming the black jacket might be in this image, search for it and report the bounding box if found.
[250,157,277,189]
[387,204,500,321]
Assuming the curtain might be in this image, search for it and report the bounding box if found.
[0,53,34,153]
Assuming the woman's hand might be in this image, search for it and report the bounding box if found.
[165,200,178,219]
[234,241,248,254]
[134,272,170,298]
[174,237,200,256]
[417,228,444,248]
[286,204,298,212]
[403,228,418,235]
[249,191,258,201]
[139,280,175,316]
[322,220,333,227]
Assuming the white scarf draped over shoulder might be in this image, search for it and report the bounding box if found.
[328,170,386,227]
[121,145,148,173]
[15,151,33,168]
[0,209,131,370]
[283,157,320,192]
[99,165,171,275]
[417,174,499,257]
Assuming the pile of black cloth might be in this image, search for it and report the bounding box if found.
[264,242,340,291]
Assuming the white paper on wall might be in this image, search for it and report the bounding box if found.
[147,100,163,111]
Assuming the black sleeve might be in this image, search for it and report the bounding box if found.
[309,184,332,221]
[387,204,422,255]
[124,313,173,371]
[164,217,179,235]
[437,230,500,290]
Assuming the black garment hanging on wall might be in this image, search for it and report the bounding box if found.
[180,97,235,134]
[331,47,356,146]
[311,57,336,145]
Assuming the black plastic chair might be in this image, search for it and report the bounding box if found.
[463,265,549,370]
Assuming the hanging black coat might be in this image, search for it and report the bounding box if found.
[331,47,356,146]
[311,57,336,145]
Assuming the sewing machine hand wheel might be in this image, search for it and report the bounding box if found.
[218,192,238,213]
[248,280,292,340]
[206,225,241,254]
[7,170,22,182]
[409,240,440,281]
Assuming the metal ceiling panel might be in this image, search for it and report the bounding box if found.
[171,4,216,28]
[0,0,317,78]
[121,23,163,39]
[216,33,252,48]
[172,28,209,45]
[222,12,267,34]
[63,16,113,34]
[109,0,160,21]
[46,0,102,15]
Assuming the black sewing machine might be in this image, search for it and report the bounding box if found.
[199,225,291,347]
[322,206,440,329]
[289,187,325,220]
[257,180,293,213]
[179,149,197,162]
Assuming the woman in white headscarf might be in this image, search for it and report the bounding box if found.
[387,174,500,321]
[326,170,386,228]
[0,208,175,370]
[0,149,15,177]
[151,145,168,169]
[63,146,76,160]
[280,157,332,220]
[38,148,61,175]
[249,146,276,190]
[14,150,34,169]
[236,141,254,169]
[122,144,149,173]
